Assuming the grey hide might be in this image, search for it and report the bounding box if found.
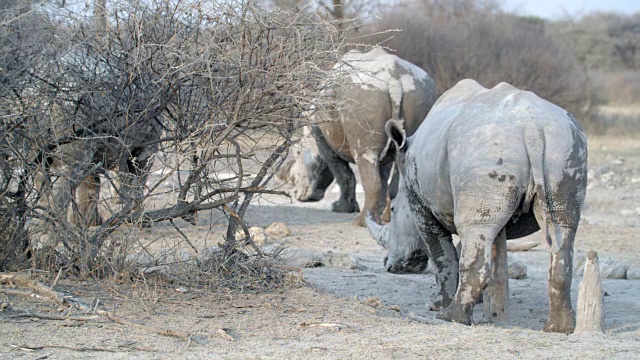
[369,79,588,333]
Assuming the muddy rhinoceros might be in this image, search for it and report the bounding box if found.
[366,79,588,333]
[279,48,437,227]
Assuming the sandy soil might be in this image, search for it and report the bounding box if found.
[1,135,640,359]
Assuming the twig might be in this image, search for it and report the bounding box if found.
[11,344,117,353]
[300,322,344,329]
[216,328,234,342]
[105,312,191,341]
[0,273,64,304]
[50,268,65,290]
[73,298,192,341]
[8,311,99,321]
[0,288,49,300]
[170,219,198,253]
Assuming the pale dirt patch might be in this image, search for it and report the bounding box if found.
[1,135,640,359]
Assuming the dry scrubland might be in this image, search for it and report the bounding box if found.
[1,133,639,359]
[2,1,640,358]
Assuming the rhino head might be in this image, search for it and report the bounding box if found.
[276,130,334,202]
[366,119,430,273]
[366,184,429,273]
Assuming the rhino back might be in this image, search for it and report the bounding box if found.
[323,48,437,161]
[403,79,586,234]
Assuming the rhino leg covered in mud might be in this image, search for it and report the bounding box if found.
[367,79,588,333]
[286,48,437,227]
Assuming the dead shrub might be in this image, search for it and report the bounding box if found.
[0,0,350,290]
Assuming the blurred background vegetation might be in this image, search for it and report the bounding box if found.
[274,0,640,134]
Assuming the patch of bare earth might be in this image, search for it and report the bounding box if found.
[2,135,640,359]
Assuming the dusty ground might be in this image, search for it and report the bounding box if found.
[1,135,640,359]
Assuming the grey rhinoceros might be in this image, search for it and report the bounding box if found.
[367,79,588,333]
[280,48,437,227]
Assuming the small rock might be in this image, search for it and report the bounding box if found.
[507,240,539,252]
[627,267,640,280]
[322,251,359,269]
[364,297,382,308]
[236,226,268,246]
[265,222,291,238]
[599,258,628,279]
[263,243,322,268]
[508,259,527,279]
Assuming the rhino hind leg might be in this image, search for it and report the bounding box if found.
[532,172,582,333]
[354,157,391,227]
[437,225,505,325]
[535,206,578,333]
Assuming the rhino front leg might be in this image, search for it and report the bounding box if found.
[411,215,458,311]
[310,125,359,214]
[301,155,334,202]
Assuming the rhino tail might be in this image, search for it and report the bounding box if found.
[526,128,556,248]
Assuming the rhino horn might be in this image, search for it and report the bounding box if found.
[366,213,388,248]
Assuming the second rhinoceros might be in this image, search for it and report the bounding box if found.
[279,48,437,226]
[367,79,588,333]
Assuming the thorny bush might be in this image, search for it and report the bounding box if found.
[0,0,350,284]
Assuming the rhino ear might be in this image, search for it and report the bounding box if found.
[385,119,407,151]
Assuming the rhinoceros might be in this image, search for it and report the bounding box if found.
[367,79,588,333]
[280,48,437,226]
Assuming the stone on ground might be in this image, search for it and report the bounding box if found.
[627,267,640,280]
[265,222,291,238]
[236,226,268,246]
[508,258,527,279]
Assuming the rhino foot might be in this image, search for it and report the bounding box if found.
[427,293,453,311]
[544,308,575,333]
[331,199,359,213]
[298,189,326,202]
[354,213,366,227]
[436,304,472,325]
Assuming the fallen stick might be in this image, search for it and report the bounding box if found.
[216,328,235,342]
[12,344,117,352]
[105,312,191,341]
[300,322,344,328]
[506,240,540,252]
[0,288,49,300]
[8,311,99,321]
[0,273,64,304]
